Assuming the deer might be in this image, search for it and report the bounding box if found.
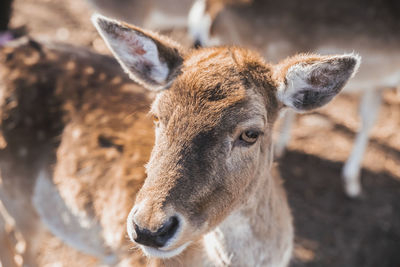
[90,14,360,266]
[0,14,359,267]
[86,0,195,32]
[187,0,400,197]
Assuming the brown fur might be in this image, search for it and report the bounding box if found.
[0,38,152,265]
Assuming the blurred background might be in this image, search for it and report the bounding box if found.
[0,0,399,266]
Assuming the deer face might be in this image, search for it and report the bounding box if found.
[131,48,281,257]
[93,14,360,258]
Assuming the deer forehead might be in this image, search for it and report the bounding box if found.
[151,47,277,127]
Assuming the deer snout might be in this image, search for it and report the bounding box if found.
[127,203,181,248]
[133,216,180,248]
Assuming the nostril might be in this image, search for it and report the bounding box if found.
[155,216,179,244]
[134,216,180,248]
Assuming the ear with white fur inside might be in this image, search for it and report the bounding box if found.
[91,14,184,91]
[276,54,361,112]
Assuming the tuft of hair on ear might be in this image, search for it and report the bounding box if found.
[91,13,119,37]
[346,53,361,77]
[275,53,361,112]
[91,13,184,91]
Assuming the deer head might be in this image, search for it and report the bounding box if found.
[92,14,360,259]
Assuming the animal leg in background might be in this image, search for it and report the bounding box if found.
[342,89,382,197]
[188,0,251,47]
[274,109,296,158]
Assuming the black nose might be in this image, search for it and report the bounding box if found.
[134,216,179,248]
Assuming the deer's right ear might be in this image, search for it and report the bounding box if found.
[92,14,184,91]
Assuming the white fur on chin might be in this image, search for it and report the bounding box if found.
[140,242,191,259]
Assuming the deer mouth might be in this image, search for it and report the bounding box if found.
[139,241,191,258]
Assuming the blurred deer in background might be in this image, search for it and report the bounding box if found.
[86,0,195,32]
[188,0,400,197]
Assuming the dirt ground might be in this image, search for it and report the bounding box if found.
[6,0,400,266]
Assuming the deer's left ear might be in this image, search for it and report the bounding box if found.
[92,14,184,91]
[275,54,361,112]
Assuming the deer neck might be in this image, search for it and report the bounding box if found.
[201,166,294,267]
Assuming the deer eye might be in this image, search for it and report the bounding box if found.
[239,130,260,145]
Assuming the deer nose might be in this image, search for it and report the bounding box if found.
[133,216,180,248]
